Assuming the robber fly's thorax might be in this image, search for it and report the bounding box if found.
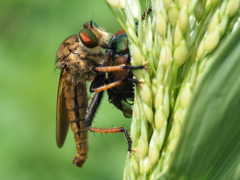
[56,32,108,85]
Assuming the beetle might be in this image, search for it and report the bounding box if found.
[84,29,149,147]
[88,8,152,120]
[85,30,149,148]
[89,30,148,118]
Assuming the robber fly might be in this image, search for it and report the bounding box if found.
[56,21,109,167]
[56,18,149,168]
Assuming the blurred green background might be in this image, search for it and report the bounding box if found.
[0,0,145,179]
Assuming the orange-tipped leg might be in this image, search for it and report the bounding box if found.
[94,61,150,72]
[93,80,123,92]
[88,126,133,152]
[91,78,143,92]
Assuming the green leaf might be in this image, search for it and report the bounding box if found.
[158,28,240,180]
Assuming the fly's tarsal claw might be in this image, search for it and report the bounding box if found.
[131,148,137,152]
[128,148,137,157]
[138,79,145,84]
[136,79,145,89]
[142,61,149,66]
[143,61,150,71]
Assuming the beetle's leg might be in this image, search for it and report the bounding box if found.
[93,61,150,72]
[88,126,134,152]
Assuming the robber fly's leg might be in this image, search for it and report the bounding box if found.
[85,90,134,151]
[125,78,142,85]
[91,62,149,93]
[90,79,123,93]
[85,73,106,127]
[88,126,134,152]
[93,61,149,72]
[85,91,104,127]
[91,77,144,92]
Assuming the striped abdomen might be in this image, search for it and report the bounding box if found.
[64,82,89,167]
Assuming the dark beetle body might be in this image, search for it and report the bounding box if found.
[106,30,134,118]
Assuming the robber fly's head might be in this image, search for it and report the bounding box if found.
[79,20,109,50]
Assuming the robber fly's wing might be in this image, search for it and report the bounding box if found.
[56,71,69,148]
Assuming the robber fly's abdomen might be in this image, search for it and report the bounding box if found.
[64,83,89,167]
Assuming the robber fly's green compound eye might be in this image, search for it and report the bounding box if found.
[79,29,98,48]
